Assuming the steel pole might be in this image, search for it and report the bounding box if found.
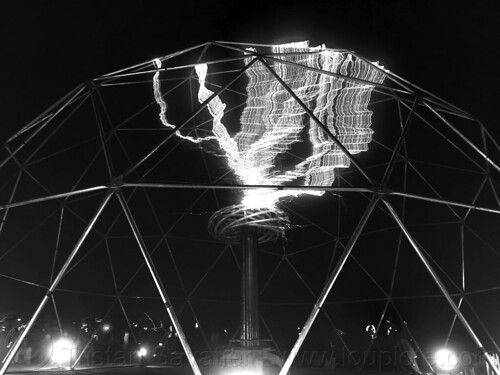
[0,190,113,375]
[116,191,202,375]
[241,231,260,347]
[424,102,500,174]
[99,42,211,78]
[122,182,374,194]
[1,84,87,171]
[262,55,398,94]
[383,199,500,375]
[381,98,419,183]
[279,196,379,375]
[0,185,108,211]
[389,191,500,215]
[6,83,86,144]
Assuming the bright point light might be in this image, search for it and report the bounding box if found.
[50,338,76,365]
[435,349,459,370]
[227,370,262,375]
[153,41,385,210]
[138,347,148,357]
[102,323,110,332]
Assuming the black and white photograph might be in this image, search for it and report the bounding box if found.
[1,2,500,375]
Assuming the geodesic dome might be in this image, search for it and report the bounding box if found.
[1,41,500,375]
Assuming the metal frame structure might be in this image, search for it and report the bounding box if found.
[0,41,500,375]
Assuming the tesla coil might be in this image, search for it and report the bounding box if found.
[208,205,285,350]
[199,41,385,370]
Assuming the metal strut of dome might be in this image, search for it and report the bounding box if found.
[0,40,500,375]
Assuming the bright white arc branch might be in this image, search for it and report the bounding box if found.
[153,41,386,209]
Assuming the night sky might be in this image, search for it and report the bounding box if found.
[3,1,500,139]
[2,0,500,369]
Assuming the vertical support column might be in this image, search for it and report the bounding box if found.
[0,190,113,375]
[279,196,379,375]
[383,199,500,375]
[241,231,259,347]
[116,190,202,375]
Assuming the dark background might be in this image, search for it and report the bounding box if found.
[2,0,500,140]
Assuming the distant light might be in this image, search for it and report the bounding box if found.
[195,322,199,329]
[366,324,377,339]
[227,370,262,375]
[17,318,22,322]
[102,324,110,332]
[436,349,459,370]
[158,342,163,347]
[138,347,148,357]
[50,338,76,365]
